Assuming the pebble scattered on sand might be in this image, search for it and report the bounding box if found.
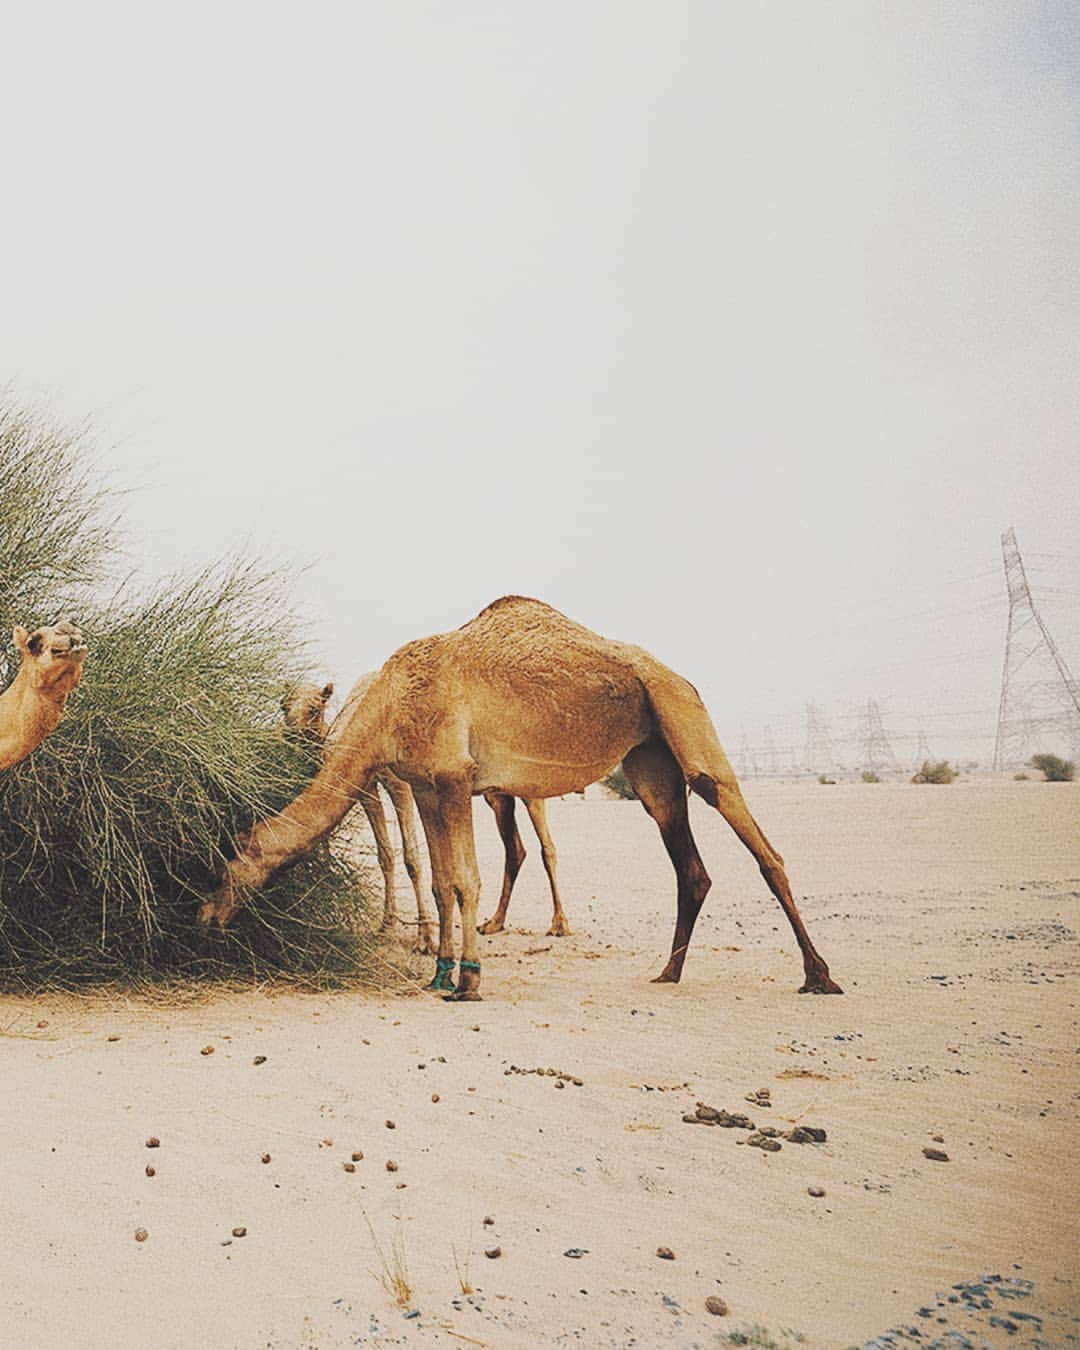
[200,1045,214,1056]
[564,1248,588,1259]
[505,1065,583,1086]
[386,1160,399,1172]
[656,1247,675,1260]
[745,1088,771,1107]
[705,1296,729,1316]
[786,1126,827,1144]
[145,1165,155,1177]
[483,1215,495,1226]
[683,1103,756,1129]
[343,1162,356,1173]
[253,1055,267,1066]
[385,1120,396,1130]
[431,1093,440,1103]
[746,1133,783,1152]
[808,1186,826,1198]
[261,1154,271,1164]
[134,1228,149,1242]
[923,1147,950,1162]
[145,1137,160,1149]
[484,1247,502,1259]
[231,1226,247,1238]
[351,1151,363,1161]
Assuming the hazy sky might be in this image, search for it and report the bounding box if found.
[3,2,1078,764]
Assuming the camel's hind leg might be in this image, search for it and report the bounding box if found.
[359,788,396,933]
[622,740,711,984]
[478,791,526,934]
[381,772,436,955]
[523,798,570,936]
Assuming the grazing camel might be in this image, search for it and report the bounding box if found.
[0,620,87,770]
[282,678,436,954]
[201,597,841,1001]
[282,679,570,945]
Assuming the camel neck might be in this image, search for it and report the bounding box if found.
[0,671,66,770]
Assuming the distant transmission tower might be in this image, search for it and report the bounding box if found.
[803,703,836,774]
[912,728,933,772]
[858,699,899,776]
[737,730,759,778]
[762,725,779,777]
[994,527,1080,768]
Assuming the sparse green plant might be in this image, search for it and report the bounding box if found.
[911,759,955,785]
[1028,752,1075,782]
[816,773,836,785]
[0,401,382,989]
[602,764,637,799]
[860,770,881,784]
[365,1214,413,1308]
[1013,772,1030,781]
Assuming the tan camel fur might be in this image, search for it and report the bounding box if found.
[0,621,87,771]
[283,679,571,946]
[283,679,437,955]
[202,597,841,1001]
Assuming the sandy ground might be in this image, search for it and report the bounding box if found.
[2,781,1078,1349]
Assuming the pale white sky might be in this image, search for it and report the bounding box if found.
[2,2,1078,765]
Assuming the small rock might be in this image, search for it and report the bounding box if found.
[385,1120,396,1130]
[923,1147,950,1162]
[231,1227,247,1238]
[253,1055,267,1066]
[786,1126,827,1144]
[931,1134,945,1143]
[431,1093,440,1103]
[351,1151,363,1162]
[484,1247,502,1259]
[483,1215,495,1226]
[386,1160,399,1172]
[572,1077,583,1087]
[746,1133,782,1152]
[261,1154,271,1165]
[145,1165,156,1178]
[656,1247,675,1260]
[563,1248,588,1259]
[807,1186,826,1198]
[107,1035,120,1042]
[200,1046,214,1056]
[134,1228,149,1243]
[705,1296,729,1316]
[145,1137,160,1149]
[343,1162,356,1173]
[758,1126,780,1138]
[555,1080,565,1089]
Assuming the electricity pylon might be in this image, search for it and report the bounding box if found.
[858,699,899,776]
[994,527,1080,768]
[803,703,836,774]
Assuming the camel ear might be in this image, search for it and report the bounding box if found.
[321,682,335,701]
[13,626,30,654]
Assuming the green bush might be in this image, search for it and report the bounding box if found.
[860,770,881,784]
[912,760,955,785]
[1028,753,1075,783]
[817,773,837,785]
[0,403,381,989]
[602,764,637,799]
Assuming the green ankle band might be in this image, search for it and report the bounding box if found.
[431,956,456,991]
[458,959,481,973]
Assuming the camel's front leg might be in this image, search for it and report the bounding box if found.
[413,779,484,1000]
[381,772,436,955]
[358,786,396,932]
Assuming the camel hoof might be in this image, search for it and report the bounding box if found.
[443,989,483,1002]
[197,900,235,929]
[799,978,844,995]
[413,939,436,957]
[477,919,504,935]
[547,925,572,937]
[651,970,680,984]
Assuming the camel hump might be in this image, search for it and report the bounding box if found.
[637,660,738,789]
[466,595,570,626]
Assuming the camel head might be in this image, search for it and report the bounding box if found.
[13,619,87,698]
[281,681,334,741]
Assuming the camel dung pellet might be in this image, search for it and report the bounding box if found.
[351,1151,363,1162]
[231,1226,247,1238]
[145,1137,160,1148]
[134,1228,149,1243]
[572,1078,584,1086]
[484,1246,502,1259]
[385,1120,396,1129]
[253,1055,267,1066]
[261,1153,271,1165]
[808,1186,826,1197]
[395,1182,407,1189]
[107,1035,120,1042]
[656,1246,675,1261]
[431,1093,440,1103]
[200,1045,214,1056]
[555,1079,565,1089]
[705,1296,729,1316]
[483,1215,495,1226]
[145,1165,156,1177]
[343,1162,356,1173]
[923,1147,950,1162]
[386,1160,398,1172]
[931,1133,945,1143]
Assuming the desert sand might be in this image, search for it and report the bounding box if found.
[2,780,1078,1349]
